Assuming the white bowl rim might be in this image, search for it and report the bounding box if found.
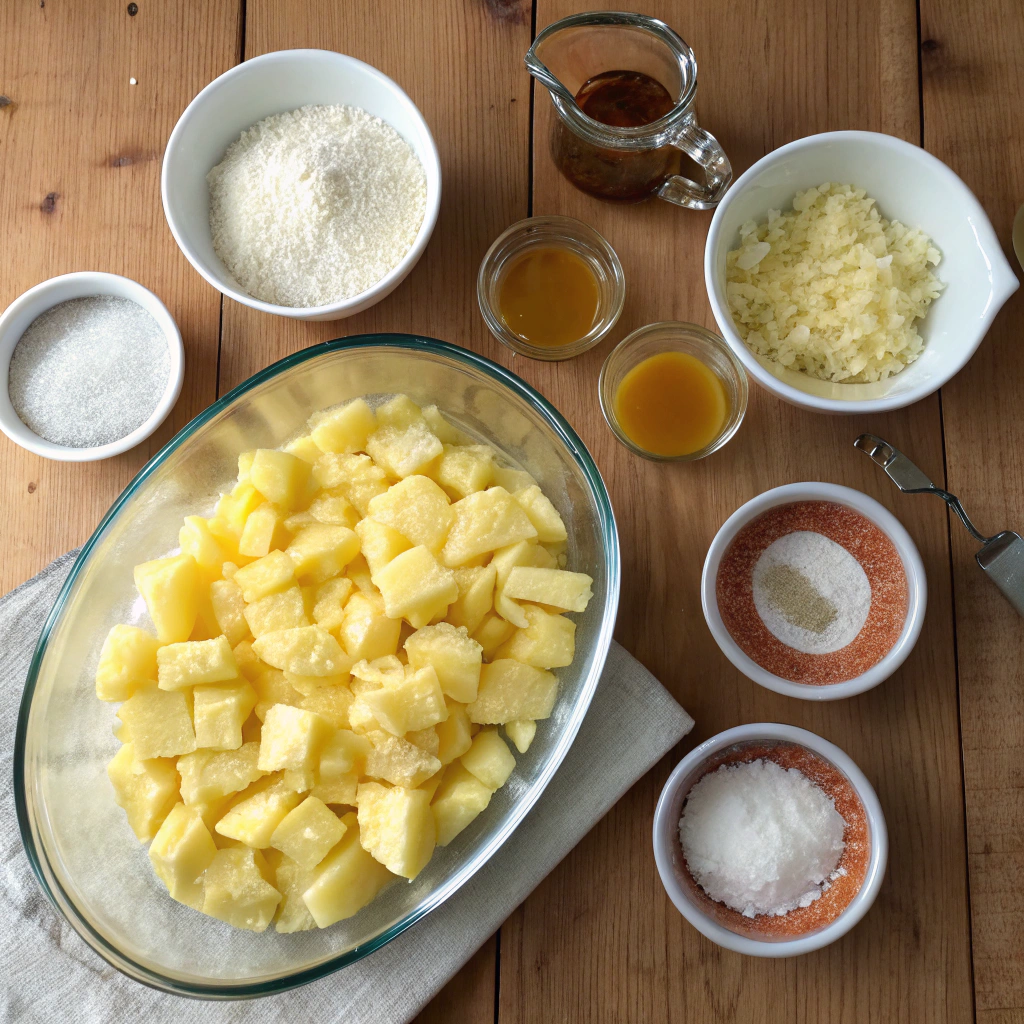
[703,129,1019,413]
[652,722,889,957]
[160,48,442,319]
[700,482,927,700]
[0,272,184,462]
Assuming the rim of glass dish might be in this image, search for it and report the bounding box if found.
[13,333,620,999]
[598,321,748,462]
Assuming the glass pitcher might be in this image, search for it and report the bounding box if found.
[525,11,731,209]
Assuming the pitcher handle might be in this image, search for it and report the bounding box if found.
[657,113,732,211]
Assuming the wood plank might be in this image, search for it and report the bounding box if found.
[500,1,974,1021]
[416,936,497,1024]
[919,0,1024,1014]
[0,0,240,591]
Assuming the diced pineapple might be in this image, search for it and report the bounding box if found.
[210,579,250,646]
[249,449,313,510]
[319,728,371,776]
[492,465,536,493]
[355,518,411,576]
[364,731,441,788]
[237,451,256,480]
[435,701,473,764]
[244,586,309,638]
[366,421,443,480]
[373,546,458,629]
[233,550,296,603]
[374,395,424,429]
[421,404,462,444]
[286,524,360,584]
[351,655,405,687]
[353,666,448,736]
[107,743,180,841]
[404,622,483,703]
[367,475,453,553]
[356,782,435,879]
[417,769,445,802]
[311,577,354,632]
[312,771,359,807]
[177,742,265,805]
[513,485,568,543]
[283,511,316,533]
[283,434,322,465]
[253,625,348,677]
[310,398,376,454]
[95,624,159,702]
[282,767,315,794]
[157,636,238,690]
[238,503,291,558]
[214,481,265,537]
[202,846,281,932]
[495,605,576,669]
[193,680,257,750]
[134,553,201,643]
[313,453,389,516]
[149,803,217,910]
[467,660,558,724]
[179,516,228,575]
[490,540,555,629]
[505,719,537,754]
[460,728,515,790]
[441,487,538,567]
[299,684,355,729]
[406,726,440,757]
[472,613,515,659]
[251,668,304,722]
[269,796,347,870]
[273,855,317,933]
[432,444,494,500]
[446,565,496,636]
[303,812,395,927]
[285,670,351,697]
[431,763,492,847]
[215,778,302,848]
[258,704,332,772]
[503,567,594,613]
[117,686,196,759]
[340,591,402,662]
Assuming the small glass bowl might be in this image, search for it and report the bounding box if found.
[477,215,625,361]
[599,321,748,462]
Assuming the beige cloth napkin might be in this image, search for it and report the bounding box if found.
[0,551,694,1024]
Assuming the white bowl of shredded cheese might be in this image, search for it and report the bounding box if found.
[162,50,441,321]
[704,131,1018,412]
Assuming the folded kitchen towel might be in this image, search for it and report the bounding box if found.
[0,552,694,1024]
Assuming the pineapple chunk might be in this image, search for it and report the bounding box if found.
[431,764,492,847]
[353,666,448,736]
[503,567,594,613]
[233,550,296,603]
[134,553,201,643]
[472,613,515,659]
[282,768,315,794]
[149,803,217,910]
[193,680,257,750]
[202,847,281,932]
[461,728,515,790]
[179,516,228,575]
[258,704,332,772]
[308,489,360,528]
[513,485,568,543]
[340,591,402,661]
[311,576,354,632]
[492,465,536,492]
[117,686,196,759]
[178,742,265,805]
[303,812,394,927]
[441,487,537,567]
[249,449,313,510]
[283,511,316,533]
[310,398,376,454]
[467,660,558,724]
[215,778,302,848]
[251,668,304,721]
[373,546,458,629]
[505,719,537,754]
[285,670,351,697]
[312,771,359,807]
[374,394,424,429]
[210,579,250,646]
[253,625,348,676]
[351,655,405,687]
[404,622,483,703]
[238,502,290,558]
[345,553,375,593]
[406,726,440,757]
[356,782,435,879]
[435,701,473,764]
[320,728,372,776]
[213,482,264,540]
[364,731,441,788]
[366,422,443,480]
[495,605,576,668]
[95,624,159,701]
[446,565,496,636]
[244,586,309,638]
[490,540,555,629]
[421,404,462,443]
[157,636,238,690]
[367,475,454,553]
[433,444,494,500]
[283,434,322,465]
[355,518,411,576]
[286,524,360,584]
[314,453,389,516]
[418,769,445,801]
[270,796,347,869]
[107,742,180,841]
[299,685,355,729]
[273,855,317,933]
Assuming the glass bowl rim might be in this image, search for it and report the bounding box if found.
[14,332,621,999]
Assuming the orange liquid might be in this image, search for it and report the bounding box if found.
[498,247,600,348]
[614,351,728,457]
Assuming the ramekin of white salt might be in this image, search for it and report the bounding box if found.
[0,272,183,461]
[653,723,888,958]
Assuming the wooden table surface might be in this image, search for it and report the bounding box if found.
[1,1,1021,1020]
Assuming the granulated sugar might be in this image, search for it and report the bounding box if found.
[679,758,846,918]
[8,295,170,448]
[207,104,427,308]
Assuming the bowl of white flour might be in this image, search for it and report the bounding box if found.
[162,49,441,321]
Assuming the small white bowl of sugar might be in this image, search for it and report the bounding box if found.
[0,272,184,461]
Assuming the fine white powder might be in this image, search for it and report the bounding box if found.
[207,104,427,308]
[752,530,872,654]
[679,759,847,918]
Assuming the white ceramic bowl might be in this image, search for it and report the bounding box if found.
[653,723,888,957]
[704,131,1019,413]
[701,482,926,700]
[161,49,441,322]
[0,272,184,462]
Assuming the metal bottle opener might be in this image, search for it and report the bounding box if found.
[855,433,1024,616]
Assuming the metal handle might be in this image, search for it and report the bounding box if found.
[657,114,732,211]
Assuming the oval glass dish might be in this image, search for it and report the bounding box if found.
[14,335,620,997]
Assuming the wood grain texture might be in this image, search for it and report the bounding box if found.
[920,0,1024,1015]
[0,0,240,591]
